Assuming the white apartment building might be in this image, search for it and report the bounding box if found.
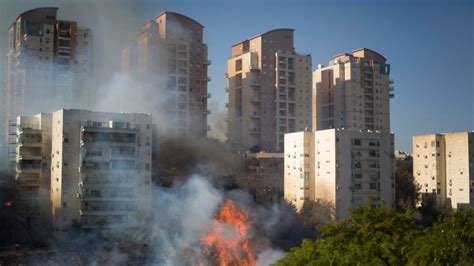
[412,134,446,208]
[284,48,395,219]
[15,114,52,221]
[50,109,152,234]
[284,129,394,219]
[413,132,473,210]
[14,109,153,235]
[284,131,315,210]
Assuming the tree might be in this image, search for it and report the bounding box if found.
[299,200,334,233]
[395,159,420,211]
[277,206,422,265]
[15,205,41,242]
[407,209,474,265]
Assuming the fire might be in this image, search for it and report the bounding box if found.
[201,200,255,266]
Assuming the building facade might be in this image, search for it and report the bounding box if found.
[284,129,394,219]
[413,132,474,210]
[2,7,92,167]
[122,12,210,138]
[284,48,395,219]
[15,113,52,222]
[50,109,152,233]
[313,48,393,132]
[226,29,312,152]
[284,131,315,210]
[237,152,284,203]
[13,109,153,235]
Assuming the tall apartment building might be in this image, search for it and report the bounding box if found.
[413,132,474,210]
[226,29,312,152]
[50,109,152,233]
[122,12,210,138]
[284,49,395,219]
[2,7,92,166]
[313,48,393,132]
[285,129,394,219]
[13,109,152,235]
[15,114,52,223]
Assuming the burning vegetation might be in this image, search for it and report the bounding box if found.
[201,200,255,266]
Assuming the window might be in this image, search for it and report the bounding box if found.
[235,59,242,71]
[353,139,361,146]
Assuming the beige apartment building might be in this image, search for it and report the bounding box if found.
[313,48,393,132]
[285,129,394,219]
[122,12,210,138]
[50,109,152,233]
[284,131,315,210]
[226,29,312,152]
[413,132,474,210]
[14,109,153,235]
[2,7,92,166]
[15,114,52,222]
[285,48,395,218]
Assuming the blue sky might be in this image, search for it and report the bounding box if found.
[1,0,473,152]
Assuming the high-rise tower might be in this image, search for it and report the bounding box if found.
[226,29,312,152]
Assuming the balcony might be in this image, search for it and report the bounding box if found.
[204,76,212,82]
[389,85,394,91]
[224,72,228,78]
[17,136,43,147]
[81,121,138,131]
[203,60,211,65]
[81,132,137,146]
[203,110,211,115]
[250,80,260,86]
[389,93,395,98]
[249,128,261,134]
[16,164,41,174]
[206,125,211,131]
[16,174,40,186]
[250,96,260,102]
[111,150,137,159]
[17,153,42,161]
[250,64,259,71]
[389,79,394,84]
[203,92,211,98]
[249,113,260,118]
[18,124,41,133]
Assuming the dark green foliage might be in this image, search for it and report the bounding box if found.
[407,209,474,265]
[395,159,419,211]
[277,207,474,266]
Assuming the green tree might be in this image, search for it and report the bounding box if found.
[277,206,422,265]
[407,209,474,265]
[395,158,420,211]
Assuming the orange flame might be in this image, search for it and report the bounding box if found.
[201,200,255,266]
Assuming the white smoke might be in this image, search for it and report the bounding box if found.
[150,175,222,264]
